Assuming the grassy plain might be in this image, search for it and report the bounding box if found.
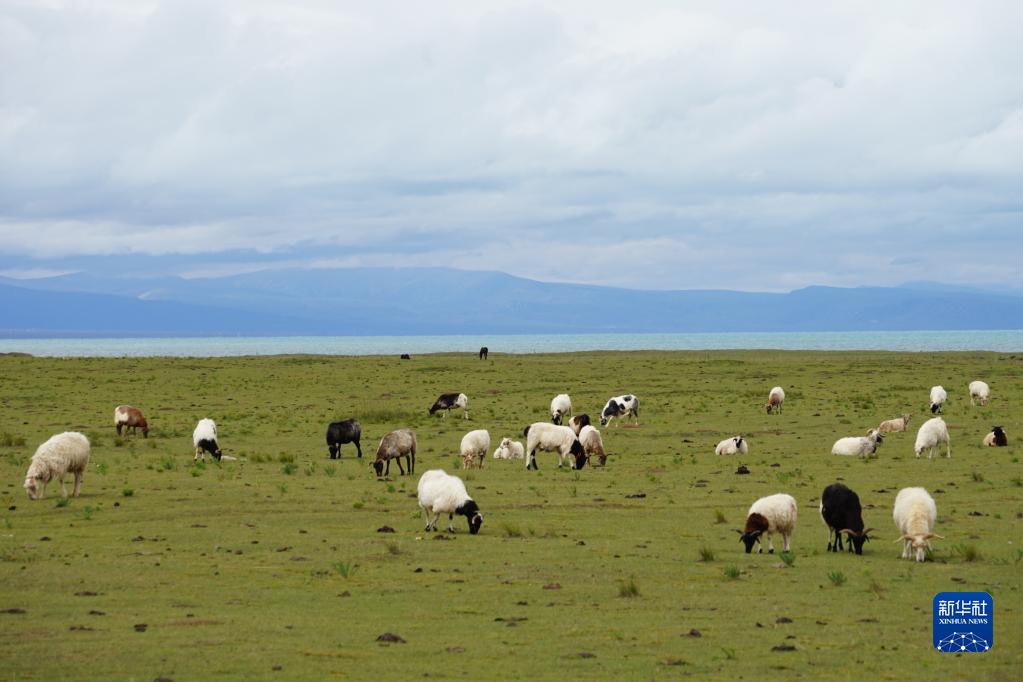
[0,350,1021,680]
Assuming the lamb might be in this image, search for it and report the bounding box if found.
[715,436,748,456]
[550,394,572,425]
[929,385,947,414]
[766,386,785,414]
[417,469,483,534]
[578,425,608,466]
[114,405,149,438]
[877,414,911,434]
[568,414,590,435]
[983,426,1007,447]
[523,422,587,470]
[192,418,222,462]
[326,418,362,459]
[373,428,416,477]
[492,437,524,460]
[831,429,884,457]
[738,493,797,554]
[969,380,990,406]
[819,483,873,554]
[23,432,91,500]
[429,392,469,419]
[599,394,639,427]
[460,429,490,469]
[893,487,941,562]
[914,417,951,459]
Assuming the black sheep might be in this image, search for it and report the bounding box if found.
[326,419,363,459]
[820,483,873,554]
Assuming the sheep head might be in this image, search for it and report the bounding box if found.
[23,475,44,500]
[372,460,384,477]
[570,439,587,469]
[738,513,769,553]
[458,500,483,535]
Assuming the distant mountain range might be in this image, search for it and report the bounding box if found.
[0,268,1020,337]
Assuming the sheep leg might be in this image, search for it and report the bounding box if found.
[463,409,468,419]
[73,471,83,497]
[422,508,432,532]
[945,442,951,458]
[767,533,775,554]
[447,513,456,533]
[782,533,791,552]
[384,458,391,476]
[59,475,68,499]
[355,440,362,459]
[395,457,406,476]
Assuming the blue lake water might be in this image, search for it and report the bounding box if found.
[1,330,1022,357]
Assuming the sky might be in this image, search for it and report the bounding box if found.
[1,1,1021,291]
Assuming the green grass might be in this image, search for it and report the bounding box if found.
[0,350,1021,678]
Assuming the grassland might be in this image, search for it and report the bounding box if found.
[0,350,1021,680]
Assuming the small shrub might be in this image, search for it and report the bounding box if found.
[723,565,740,580]
[698,546,715,562]
[352,500,364,509]
[332,560,358,578]
[827,571,847,587]
[122,488,134,497]
[618,577,640,598]
[779,551,796,567]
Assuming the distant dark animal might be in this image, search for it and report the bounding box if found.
[373,429,416,477]
[599,394,639,427]
[429,392,468,419]
[479,346,488,360]
[326,419,363,459]
[114,405,149,438]
[983,426,1008,447]
[819,483,873,555]
[400,354,411,360]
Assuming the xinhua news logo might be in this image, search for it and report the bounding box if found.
[933,592,993,653]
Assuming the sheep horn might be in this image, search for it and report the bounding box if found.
[862,528,875,536]
[925,533,945,540]
[839,528,856,536]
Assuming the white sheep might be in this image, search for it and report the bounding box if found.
[929,385,947,414]
[715,436,748,456]
[550,394,572,425]
[460,429,490,470]
[877,414,911,434]
[738,493,797,553]
[492,437,525,460]
[192,418,222,462]
[578,425,608,465]
[23,432,91,500]
[969,380,990,406]
[832,429,884,457]
[524,422,587,470]
[766,386,785,414]
[893,487,941,562]
[417,469,483,534]
[914,417,951,459]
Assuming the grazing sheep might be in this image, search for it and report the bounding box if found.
[832,429,884,457]
[738,493,797,554]
[914,417,951,459]
[429,392,469,419]
[969,380,990,406]
[492,437,525,460]
[599,394,639,427]
[23,432,91,500]
[929,385,947,414]
[877,414,911,434]
[893,487,941,562]
[373,428,417,477]
[192,418,222,462]
[766,386,785,414]
[568,414,590,435]
[417,469,483,534]
[479,346,489,360]
[550,394,572,425]
[460,429,490,469]
[983,426,1008,447]
[326,419,363,459]
[715,436,748,456]
[523,422,587,470]
[819,483,873,554]
[114,405,149,438]
[578,425,607,466]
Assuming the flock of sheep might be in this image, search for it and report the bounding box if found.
[19,370,1007,561]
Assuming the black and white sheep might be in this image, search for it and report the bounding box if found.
[114,405,149,438]
[23,432,91,500]
[983,426,1008,447]
[738,493,797,554]
[914,417,951,459]
[492,437,525,460]
[429,392,469,419]
[460,429,490,469]
[599,394,639,427]
[832,429,883,457]
[550,394,572,425]
[893,487,941,562]
[373,428,416,476]
[326,419,363,459]
[568,414,590,435]
[417,469,483,534]
[523,422,587,470]
[193,418,222,462]
[819,483,873,554]
[715,436,748,456]
[929,385,947,414]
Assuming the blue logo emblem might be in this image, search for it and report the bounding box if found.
[933,592,993,652]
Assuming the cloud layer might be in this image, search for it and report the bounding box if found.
[1,1,1021,290]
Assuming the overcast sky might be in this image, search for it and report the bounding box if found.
[1,1,1021,291]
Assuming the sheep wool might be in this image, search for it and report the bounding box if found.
[24,432,91,500]
[417,469,483,534]
[893,487,940,562]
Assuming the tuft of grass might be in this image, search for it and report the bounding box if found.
[95,462,108,475]
[0,432,27,447]
[501,523,523,538]
[618,577,640,598]
[714,510,727,524]
[352,500,364,509]
[723,565,740,580]
[122,487,134,497]
[952,543,982,562]
[828,571,847,587]
[384,541,401,556]
[160,456,177,471]
[324,464,337,477]
[281,462,297,475]
[81,505,95,520]
[698,546,716,562]
[779,551,796,567]
[278,453,295,464]
[971,471,985,483]
[55,497,71,508]
[721,647,737,661]
[332,560,358,578]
